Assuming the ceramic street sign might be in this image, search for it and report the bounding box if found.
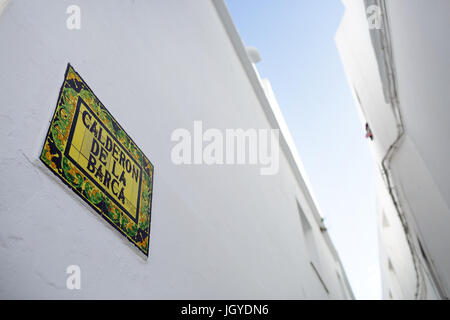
[40,64,154,257]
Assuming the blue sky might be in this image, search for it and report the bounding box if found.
[226,0,382,299]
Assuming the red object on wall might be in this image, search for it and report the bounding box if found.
[365,123,374,140]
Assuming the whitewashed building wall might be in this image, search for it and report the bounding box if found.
[336,0,450,299]
[0,0,353,299]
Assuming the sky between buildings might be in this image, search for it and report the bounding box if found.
[226,0,382,299]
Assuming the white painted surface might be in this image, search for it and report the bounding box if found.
[0,0,352,299]
[336,0,450,299]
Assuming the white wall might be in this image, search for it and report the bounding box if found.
[385,0,450,296]
[336,0,450,299]
[0,0,351,299]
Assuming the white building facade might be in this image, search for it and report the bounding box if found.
[336,0,450,299]
[0,0,353,299]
